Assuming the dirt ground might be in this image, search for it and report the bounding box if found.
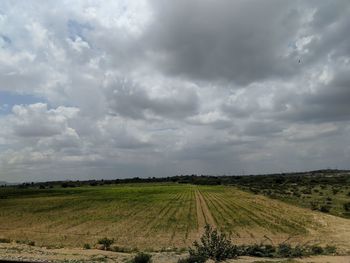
[1,243,349,263]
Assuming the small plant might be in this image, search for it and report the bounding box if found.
[310,201,319,210]
[324,245,336,254]
[26,240,35,246]
[343,202,350,211]
[83,243,91,249]
[289,245,306,257]
[319,205,330,213]
[188,224,238,262]
[0,238,10,243]
[310,245,323,255]
[242,244,275,257]
[131,252,152,263]
[97,237,114,250]
[177,254,206,263]
[332,188,339,195]
[277,243,293,257]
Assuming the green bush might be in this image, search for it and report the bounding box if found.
[188,224,238,262]
[343,202,350,211]
[289,245,306,257]
[131,252,152,263]
[319,205,331,213]
[277,243,293,257]
[83,243,91,249]
[310,201,319,210]
[324,245,336,254]
[234,242,337,258]
[310,245,323,255]
[97,237,114,250]
[0,238,10,243]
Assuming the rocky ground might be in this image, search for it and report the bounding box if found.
[1,243,350,263]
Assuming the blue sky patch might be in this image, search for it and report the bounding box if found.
[67,19,93,42]
[0,91,46,115]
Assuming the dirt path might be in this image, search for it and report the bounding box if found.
[195,189,216,232]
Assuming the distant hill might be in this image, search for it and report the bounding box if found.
[0,181,8,185]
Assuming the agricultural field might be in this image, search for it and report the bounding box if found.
[1,183,350,253]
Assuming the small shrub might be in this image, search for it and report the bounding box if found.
[277,244,293,257]
[0,238,10,243]
[310,201,319,210]
[236,243,337,258]
[131,252,152,263]
[343,202,350,211]
[189,224,238,262]
[97,237,114,250]
[290,245,306,258]
[324,245,336,254]
[242,244,275,257]
[310,245,324,255]
[83,243,91,249]
[177,254,206,263]
[302,189,312,195]
[332,188,339,195]
[26,240,35,246]
[319,205,330,213]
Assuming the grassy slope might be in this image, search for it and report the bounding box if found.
[0,183,349,250]
[276,185,350,218]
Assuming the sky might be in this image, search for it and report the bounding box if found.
[1,0,350,182]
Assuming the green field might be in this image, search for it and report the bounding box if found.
[0,183,350,250]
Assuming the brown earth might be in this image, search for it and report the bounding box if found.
[195,189,216,238]
[0,185,349,252]
[0,243,349,263]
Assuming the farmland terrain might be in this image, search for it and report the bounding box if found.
[0,183,349,253]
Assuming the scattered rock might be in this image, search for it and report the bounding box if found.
[94,244,105,250]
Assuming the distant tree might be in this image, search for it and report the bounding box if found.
[97,237,114,250]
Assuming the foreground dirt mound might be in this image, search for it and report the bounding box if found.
[1,243,350,263]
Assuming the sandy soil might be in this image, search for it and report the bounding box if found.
[1,243,349,263]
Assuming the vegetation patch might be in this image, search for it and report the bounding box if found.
[97,237,114,251]
[179,225,338,262]
[129,252,152,263]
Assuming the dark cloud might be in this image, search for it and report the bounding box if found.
[307,1,350,61]
[2,1,350,182]
[145,0,304,85]
[277,70,350,123]
[243,121,283,137]
[105,78,199,120]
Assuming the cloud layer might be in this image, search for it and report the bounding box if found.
[1,0,350,182]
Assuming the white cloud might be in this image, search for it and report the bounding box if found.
[1,0,350,182]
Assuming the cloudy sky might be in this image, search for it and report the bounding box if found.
[1,0,350,182]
